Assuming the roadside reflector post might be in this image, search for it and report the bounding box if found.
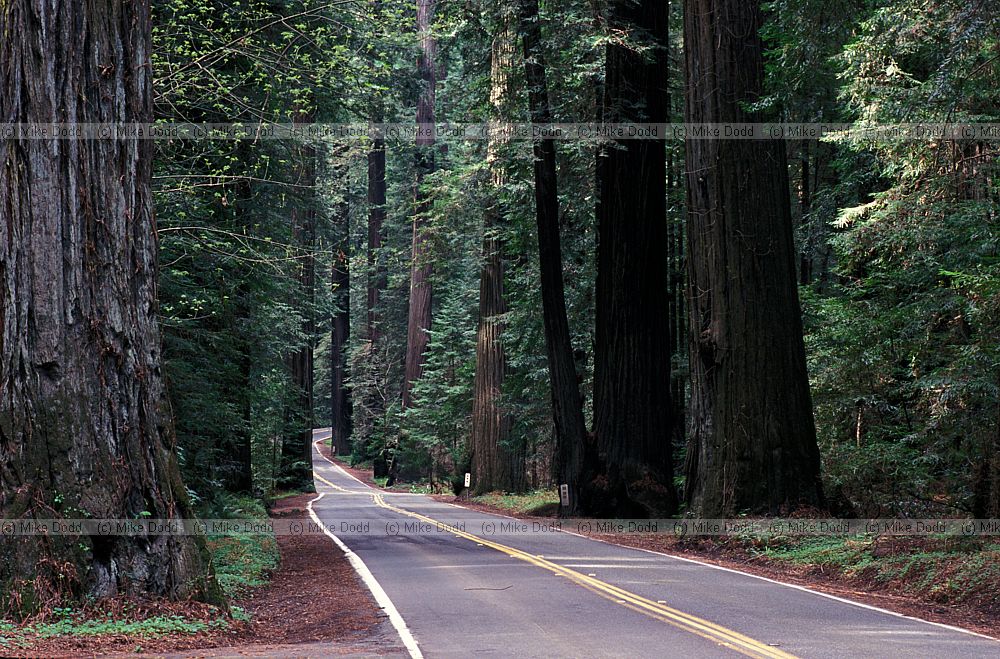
[464,472,471,498]
[559,484,570,509]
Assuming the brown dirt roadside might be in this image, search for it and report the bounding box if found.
[16,494,404,658]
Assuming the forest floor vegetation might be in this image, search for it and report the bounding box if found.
[0,494,396,657]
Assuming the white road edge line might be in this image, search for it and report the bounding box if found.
[312,431,998,645]
[311,438,435,497]
[307,491,424,658]
[313,439,370,487]
[557,530,1000,642]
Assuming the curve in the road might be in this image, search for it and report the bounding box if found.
[310,440,792,659]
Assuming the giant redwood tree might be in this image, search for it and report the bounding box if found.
[281,106,317,491]
[519,0,591,515]
[331,151,353,457]
[470,5,523,495]
[593,0,678,517]
[402,0,437,408]
[367,0,388,344]
[0,0,219,611]
[683,0,823,516]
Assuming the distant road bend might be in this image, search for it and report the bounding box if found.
[308,430,999,659]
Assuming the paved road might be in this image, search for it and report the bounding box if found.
[309,430,999,659]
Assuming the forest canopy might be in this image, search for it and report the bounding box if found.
[1,0,997,615]
[148,0,998,518]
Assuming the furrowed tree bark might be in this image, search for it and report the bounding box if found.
[0,0,221,614]
[402,0,436,409]
[683,0,823,516]
[799,142,813,284]
[593,0,678,518]
[331,156,352,457]
[667,145,687,453]
[367,0,387,345]
[668,77,689,449]
[282,107,316,491]
[367,139,387,343]
[362,0,388,473]
[470,6,523,495]
[519,0,591,515]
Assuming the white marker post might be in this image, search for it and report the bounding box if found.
[559,484,570,508]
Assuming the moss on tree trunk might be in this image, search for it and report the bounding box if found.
[0,0,222,616]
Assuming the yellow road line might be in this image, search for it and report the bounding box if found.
[313,470,352,493]
[311,441,796,659]
[371,496,795,659]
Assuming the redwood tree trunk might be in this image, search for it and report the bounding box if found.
[470,227,514,493]
[683,0,823,516]
[0,0,219,612]
[799,142,813,284]
[331,168,352,457]
[367,138,387,343]
[470,9,522,495]
[519,0,592,515]
[366,0,387,345]
[282,108,316,491]
[593,0,678,518]
[402,0,436,409]
[667,144,687,451]
[363,0,388,468]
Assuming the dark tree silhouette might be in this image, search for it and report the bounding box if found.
[518,0,592,515]
[683,0,823,516]
[593,0,679,518]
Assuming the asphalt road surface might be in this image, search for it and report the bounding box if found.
[309,430,999,659]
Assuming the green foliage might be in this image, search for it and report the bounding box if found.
[152,0,363,498]
[471,490,561,516]
[750,536,1000,608]
[208,534,280,600]
[0,608,231,649]
[350,0,606,487]
[145,0,999,524]
[801,0,1000,515]
[401,287,478,482]
[202,495,280,600]
[28,613,223,639]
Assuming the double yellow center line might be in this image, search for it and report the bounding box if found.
[312,445,795,659]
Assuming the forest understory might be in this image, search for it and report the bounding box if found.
[1,0,998,642]
[0,495,397,658]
